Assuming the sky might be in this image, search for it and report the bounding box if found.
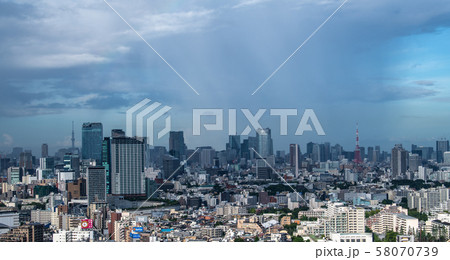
[1,0,450,155]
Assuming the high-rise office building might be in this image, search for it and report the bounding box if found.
[110,137,145,196]
[444,151,450,164]
[41,144,48,158]
[87,166,106,204]
[289,144,301,167]
[312,143,321,163]
[391,144,408,178]
[411,145,433,161]
[436,139,449,163]
[102,137,111,194]
[162,155,183,179]
[169,131,186,160]
[408,153,421,172]
[19,151,33,171]
[38,157,54,180]
[148,146,167,167]
[331,144,343,161]
[82,122,103,165]
[63,153,80,179]
[289,144,301,176]
[256,159,272,180]
[375,146,381,162]
[200,148,216,168]
[227,135,241,154]
[256,128,273,158]
[367,147,374,162]
[241,137,257,160]
[7,167,23,185]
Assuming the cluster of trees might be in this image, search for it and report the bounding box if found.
[257,206,309,216]
[292,236,308,242]
[365,209,381,218]
[283,224,298,236]
[33,185,58,197]
[417,230,448,242]
[29,202,46,210]
[408,209,428,221]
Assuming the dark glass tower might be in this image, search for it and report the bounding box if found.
[169,131,186,160]
[82,122,103,165]
[102,137,111,194]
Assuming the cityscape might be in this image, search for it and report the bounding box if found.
[1,0,450,254]
[0,122,449,243]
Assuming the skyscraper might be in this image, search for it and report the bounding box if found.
[391,144,408,178]
[82,122,103,165]
[436,139,449,163]
[169,131,186,160]
[102,137,111,194]
[367,147,374,162]
[311,143,321,162]
[7,167,23,185]
[256,159,272,180]
[256,128,273,158]
[87,166,106,204]
[200,148,216,168]
[19,151,33,172]
[163,155,183,179]
[228,135,241,153]
[41,144,48,158]
[110,136,145,196]
[289,144,300,166]
[409,153,421,172]
[63,153,80,179]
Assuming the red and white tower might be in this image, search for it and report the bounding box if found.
[354,123,362,164]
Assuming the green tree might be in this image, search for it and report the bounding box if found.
[373,233,382,242]
[283,224,298,236]
[365,209,380,218]
[292,236,304,242]
[384,231,399,242]
[381,199,394,205]
[254,236,260,242]
[408,209,428,221]
[234,237,245,242]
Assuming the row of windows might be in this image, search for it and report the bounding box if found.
[340,239,366,242]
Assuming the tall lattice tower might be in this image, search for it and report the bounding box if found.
[354,123,362,164]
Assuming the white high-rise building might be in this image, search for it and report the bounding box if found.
[407,187,450,212]
[111,137,145,195]
[444,151,450,164]
[322,203,365,237]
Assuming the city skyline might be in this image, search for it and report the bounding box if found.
[2,122,450,158]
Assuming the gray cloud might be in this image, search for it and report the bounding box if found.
[414,80,435,86]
